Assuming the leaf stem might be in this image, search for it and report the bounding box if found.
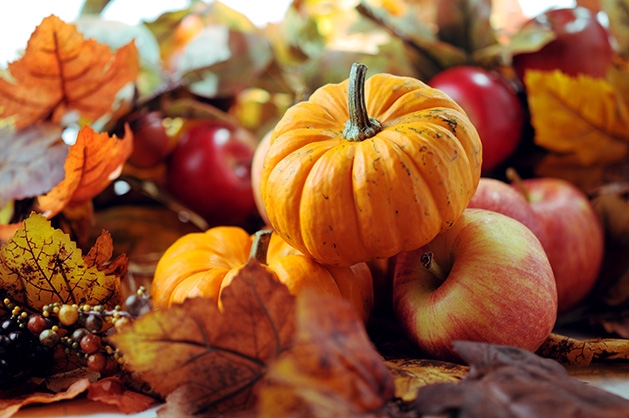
[420,252,446,283]
[342,62,382,142]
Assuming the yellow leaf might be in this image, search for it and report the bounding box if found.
[385,357,469,402]
[525,70,629,166]
[0,213,123,310]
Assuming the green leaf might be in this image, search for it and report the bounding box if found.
[436,0,498,53]
[176,27,273,98]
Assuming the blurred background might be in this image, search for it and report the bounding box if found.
[0,0,578,65]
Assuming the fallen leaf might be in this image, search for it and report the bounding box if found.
[537,333,629,367]
[525,70,629,167]
[0,378,92,418]
[0,376,157,418]
[413,340,629,417]
[0,124,67,207]
[112,261,296,416]
[258,293,396,417]
[38,124,133,218]
[385,357,468,402]
[0,213,123,310]
[86,377,160,414]
[0,15,139,129]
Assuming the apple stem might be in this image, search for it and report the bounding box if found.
[343,62,382,142]
[506,167,531,202]
[249,230,272,265]
[420,252,446,282]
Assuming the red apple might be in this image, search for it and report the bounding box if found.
[251,130,272,225]
[393,208,557,362]
[509,174,604,314]
[429,66,525,174]
[127,111,177,168]
[467,177,548,249]
[165,121,259,227]
[512,7,614,80]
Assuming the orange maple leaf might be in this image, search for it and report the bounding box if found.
[38,124,133,218]
[0,15,139,129]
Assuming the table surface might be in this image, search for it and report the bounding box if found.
[10,362,629,417]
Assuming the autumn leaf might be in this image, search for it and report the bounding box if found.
[86,377,160,414]
[0,376,157,418]
[413,340,629,417]
[0,378,92,418]
[0,124,67,207]
[385,357,468,402]
[38,124,133,219]
[525,70,629,167]
[112,261,296,416]
[537,333,629,367]
[0,15,139,129]
[0,213,123,310]
[258,293,396,417]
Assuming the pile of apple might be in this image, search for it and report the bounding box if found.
[126,110,263,228]
[127,6,609,361]
[251,6,606,361]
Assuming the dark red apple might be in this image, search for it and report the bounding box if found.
[429,66,525,174]
[165,121,259,227]
[128,111,177,169]
[512,7,614,80]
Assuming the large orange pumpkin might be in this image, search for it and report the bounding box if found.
[260,63,482,267]
[150,226,374,323]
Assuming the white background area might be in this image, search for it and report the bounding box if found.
[0,0,577,66]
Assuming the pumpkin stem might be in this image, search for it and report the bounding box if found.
[343,62,382,142]
[420,252,446,283]
[250,230,273,265]
[505,167,531,202]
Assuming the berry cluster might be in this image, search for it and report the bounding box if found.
[0,289,151,390]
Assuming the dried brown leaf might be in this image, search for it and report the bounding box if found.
[385,357,468,402]
[537,333,629,367]
[258,293,395,417]
[86,377,160,414]
[112,261,296,416]
[413,340,629,418]
[0,378,92,418]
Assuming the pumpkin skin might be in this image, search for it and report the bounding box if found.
[150,226,374,323]
[260,64,482,267]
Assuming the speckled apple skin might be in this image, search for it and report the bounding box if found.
[393,208,557,362]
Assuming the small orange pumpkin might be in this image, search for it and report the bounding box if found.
[260,63,482,266]
[150,226,374,323]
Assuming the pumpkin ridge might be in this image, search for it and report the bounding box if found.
[298,142,371,265]
[359,132,441,252]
